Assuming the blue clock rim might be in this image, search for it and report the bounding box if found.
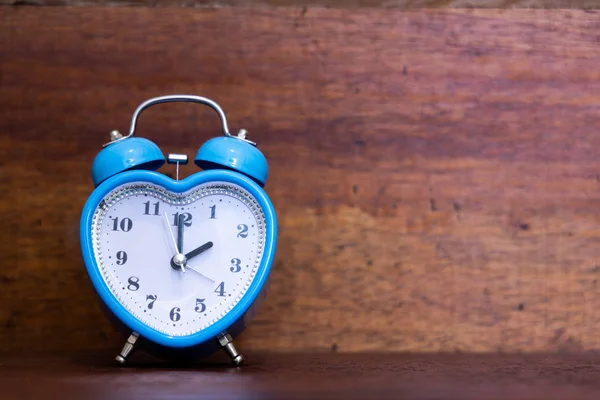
[80,169,277,348]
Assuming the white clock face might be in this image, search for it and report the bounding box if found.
[90,181,267,336]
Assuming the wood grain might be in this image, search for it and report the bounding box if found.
[3,0,600,8]
[5,352,600,400]
[2,7,600,356]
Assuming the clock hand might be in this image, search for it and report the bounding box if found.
[185,265,215,283]
[164,212,185,273]
[177,213,185,254]
[184,241,213,261]
[180,242,213,282]
[163,212,179,255]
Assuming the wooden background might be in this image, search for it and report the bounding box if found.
[3,0,600,8]
[2,4,600,356]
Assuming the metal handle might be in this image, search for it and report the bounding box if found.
[104,94,242,147]
[128,95,232,138]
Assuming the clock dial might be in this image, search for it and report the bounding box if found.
[90,181,267,336]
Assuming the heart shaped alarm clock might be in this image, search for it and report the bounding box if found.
[80,95,277,365]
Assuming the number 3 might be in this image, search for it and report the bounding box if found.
[230,258,241,273]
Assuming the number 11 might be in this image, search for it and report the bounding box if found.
[143,201,160,216]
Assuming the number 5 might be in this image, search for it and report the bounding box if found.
[195,298,206,313]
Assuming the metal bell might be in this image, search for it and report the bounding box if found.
[194,134,268,187]
[91,134,165,187]
[91,95,267,187]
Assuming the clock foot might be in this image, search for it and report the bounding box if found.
[218,332,244,366]
[115,332,139,365]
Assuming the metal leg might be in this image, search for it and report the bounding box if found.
[218,332,244,366]
[115,332,139,365]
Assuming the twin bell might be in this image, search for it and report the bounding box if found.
[90,95,268,188]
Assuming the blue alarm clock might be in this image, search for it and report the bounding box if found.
[80,95,277,365]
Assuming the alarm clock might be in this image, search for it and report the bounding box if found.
[80,95,277,365]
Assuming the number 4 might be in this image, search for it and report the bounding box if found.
[214,282,226,297]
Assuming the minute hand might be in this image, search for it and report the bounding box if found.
[185,241,213,261]
[177,213,185,254]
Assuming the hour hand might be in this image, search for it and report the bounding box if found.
[185,242,213,261]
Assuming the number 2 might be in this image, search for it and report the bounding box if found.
[237,224,248,238]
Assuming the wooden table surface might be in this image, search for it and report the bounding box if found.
[3,351,600,399]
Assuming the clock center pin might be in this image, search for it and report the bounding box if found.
[171,253,188,271]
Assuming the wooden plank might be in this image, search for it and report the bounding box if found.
[2,0,600,9]
[2,7,600,356]
[4,352,600,399]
